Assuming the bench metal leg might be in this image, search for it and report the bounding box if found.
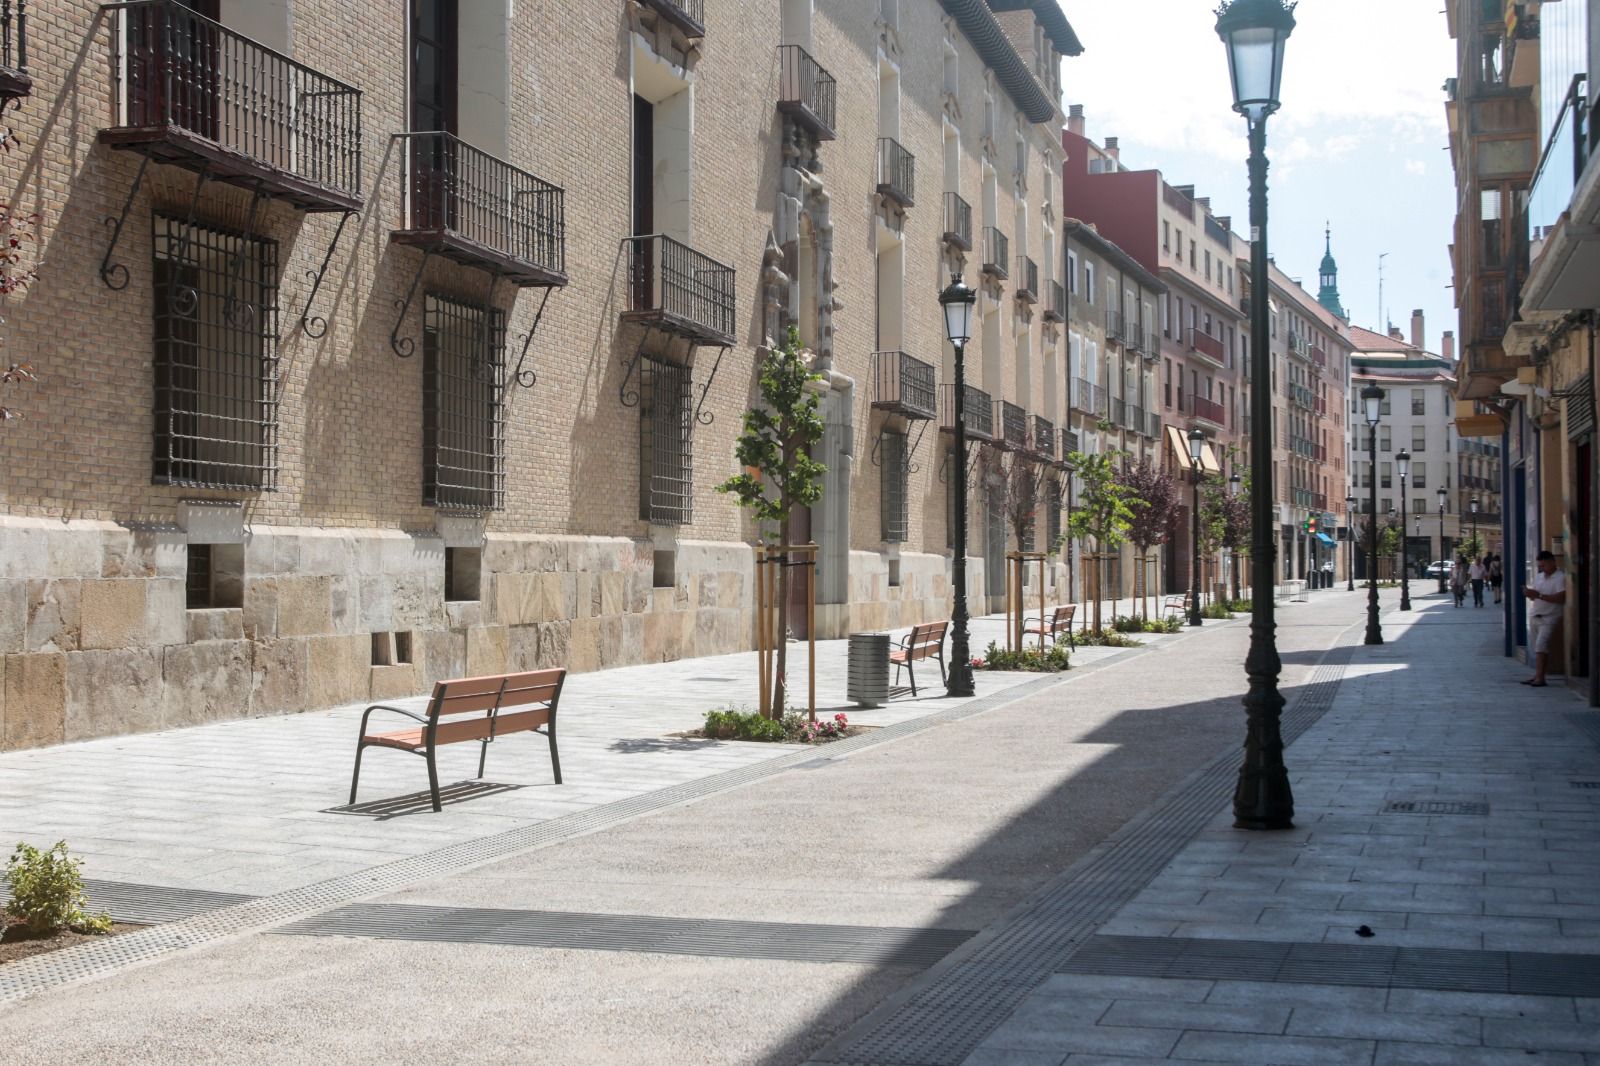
[349,742,368,805]
[546,719,562,784]
[938,648,947,685]
[907,658,917,697]
[426,747,441,812]
[477,737,490,779]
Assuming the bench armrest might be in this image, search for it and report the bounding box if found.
[358,703,430,735]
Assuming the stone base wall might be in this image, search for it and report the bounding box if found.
[0,518,753,751]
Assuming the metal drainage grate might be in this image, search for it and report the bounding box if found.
[1382,800,1490,816]
[1571,781,1600,789]
[817,644,1356,1065]
[1059,935,1600,998]
[279,903,975,968]
[84,880,254,925]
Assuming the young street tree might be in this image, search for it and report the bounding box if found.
[1199,473,1250,603]
[1116,458,1180,618]
[716,326,826,716]
[1065,447,1137,632]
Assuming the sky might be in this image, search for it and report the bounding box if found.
[1059,0,1459,353]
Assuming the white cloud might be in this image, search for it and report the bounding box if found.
[1404,159,1428,176]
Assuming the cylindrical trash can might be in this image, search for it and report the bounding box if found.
[847,632,891,708]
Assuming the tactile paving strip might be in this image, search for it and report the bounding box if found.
[83,880,255,924]
[0,669,1077,1004]
[278,902,975,967]
[1059,934,1600,997]
[814,643,1355,1066]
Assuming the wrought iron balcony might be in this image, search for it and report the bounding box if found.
[394,132,566,287]
[942,192,973,251]
[996,400,1028,451]
[1044,280,1066,323]
[876,137,914,206]
[1128,404,1148,437]
[777,45,835,140]
[0,0,30,102]
[939,383,994,441]
[1147,411,1162,439]
[1105,308,1123,342]
[1070,376,1095,416]
[1186,327,1227,366]
[638,0,705,37]
[1092,384,1111,420]
[1311,344,1327,368]
[871,350,937,420]
[622,234,735,346]
[1061,428,1080,460]
[100,1,362,212]
[1315,444,1328,463]
[1126,324,1144,354]
[1190,394,1227,427]
[1014,257,1038,303]
[1314,395,1327,416]
[1287,330,1310,359]
[982,227,1008,279]
[1286,382,1314,410]
[1032,415,1056,461]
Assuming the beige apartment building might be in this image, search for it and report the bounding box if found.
[0,0,1080,749]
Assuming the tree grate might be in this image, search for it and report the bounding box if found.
[1059,934,1600,998]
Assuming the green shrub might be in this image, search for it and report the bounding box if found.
[1143,617,1183,634]
[702,706,786,742]
[1225,599,1253,612]
[1076,629,1144,648]
[974,640,1071,672]
[4,841,112,939]
[1201,602,1233,619]
[781,711,851,743]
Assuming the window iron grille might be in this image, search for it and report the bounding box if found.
[0,0,29,101]
[1000,401,1028,450]
[152,213,279,491]
[1044,279,1066,323]
[777,44,836,140]
[943,192,972,251]
[1014,256,1038,302]
[1047,479,1063,547]
[876,136,915,206]
[871,350,937,420]
[639,356,694,526]
[1032,415,1056,461]
[423,293,506,512]
[982,227,1008,279]
[881,428,909,543]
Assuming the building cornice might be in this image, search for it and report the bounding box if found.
[985,0,1084,55]
[939,0,1057,123]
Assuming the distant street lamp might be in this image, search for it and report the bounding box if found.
[1436,487,1448,593]
[1188,427,1206,627]
[1217,0,1296,831]
[1229,472,1242,603]
[1396,448,1412,611]
[940,273,977,698]
[1471,495,1480,559]
[1345,493,1356,591]
[1362,382,1385,645]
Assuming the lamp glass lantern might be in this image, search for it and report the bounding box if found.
[1361,383,1384,427]
[1396,448,1410,480]
[1229,472,1241,496]
[1187,427,1206,464]
[1471,496,1480,515]
[1436,487,1448,510]
[940,274,976,346]
[1215,0,1297,124]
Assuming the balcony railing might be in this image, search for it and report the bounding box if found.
[1147,411,1162,439]
[999,400,1028,450]
[1314,395,1327,416]
[623,234,735,346]
[1044,280,1066,323]
[1310,345,1327,368]
[939,383,994,440]
[1014,257,1038,303]
[1287,330,1309,359]
[1061,428,1080,461]
[982,227,1008,279]
[0,0,30,101]
[1032,415,1056,461]
[1186,327,1227,366]
[942,192,972,251]
[777,45,836,140]
[1126,324,1145,354]
[1129,405,1149,437]
[1528,74,1588,246]
[395,131,566,286]
[876,137,915,206]
[871,350,937,420]
[639,0,705,37]
[1091,384,1111,420]
[102,0,362,212]
[1286,382,1314,410]
[1191,395,1227,427]
[1314,444,1327,463]
[1105,308,1123,342]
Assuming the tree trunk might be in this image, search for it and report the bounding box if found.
[772,558,789,718]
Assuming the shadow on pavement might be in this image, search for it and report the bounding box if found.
[323,780,527,820]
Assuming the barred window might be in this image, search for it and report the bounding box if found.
[639,357,693,525]
[880,428,909,543]
[1047,479,1062,549]
[152,215,279,490]
[423,294,505,511]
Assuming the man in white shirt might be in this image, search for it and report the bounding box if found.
[1522,550,1567,688]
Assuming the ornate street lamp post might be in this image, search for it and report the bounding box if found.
[1436,487,1448,593]
[1217,0,1295,830]
[1362,382,1385,645]
[1345,493,1356,591]
[1470,495,1480,559]
[1187,427,1206,627]
[1396,448,1412,611]
[1229,472,1242,603]
[940,274,977,697]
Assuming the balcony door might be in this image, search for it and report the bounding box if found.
[127,0,221,139]
[409,0,459,232]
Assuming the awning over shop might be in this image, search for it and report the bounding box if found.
[1165,425,1224,473]
[1316,532,1337,547]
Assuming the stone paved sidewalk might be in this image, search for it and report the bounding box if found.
[955,595,1600,1065]
[0,605,1191,896]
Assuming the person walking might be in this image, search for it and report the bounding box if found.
[1522,550,1568,687]
[1469,556,1488,608]
[1489,553,1504,604]
[1450,555,1468,608]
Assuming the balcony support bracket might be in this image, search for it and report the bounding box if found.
[471,268,504,383]
[692,345,727,427]
[619,327,653,409]
[510,286,553,390]
[907,419,928,474]
[167,166,215,317]
[99,154,151,291]
[222,181,267,329]
[300,209,358,338]
[391,248,433,358]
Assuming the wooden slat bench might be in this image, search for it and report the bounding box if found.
[1162,592,1191,619]
[889,620,948,696]
[1022,604,1077,648]
[349,668,566,812]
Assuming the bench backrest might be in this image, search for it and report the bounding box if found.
[907,621,947,655]
[1052,604,1075,625]
[426,669,566,744]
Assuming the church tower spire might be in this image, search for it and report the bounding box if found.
[1317,224,1346,319]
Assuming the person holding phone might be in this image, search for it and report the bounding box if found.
[1522,550,1567,688]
